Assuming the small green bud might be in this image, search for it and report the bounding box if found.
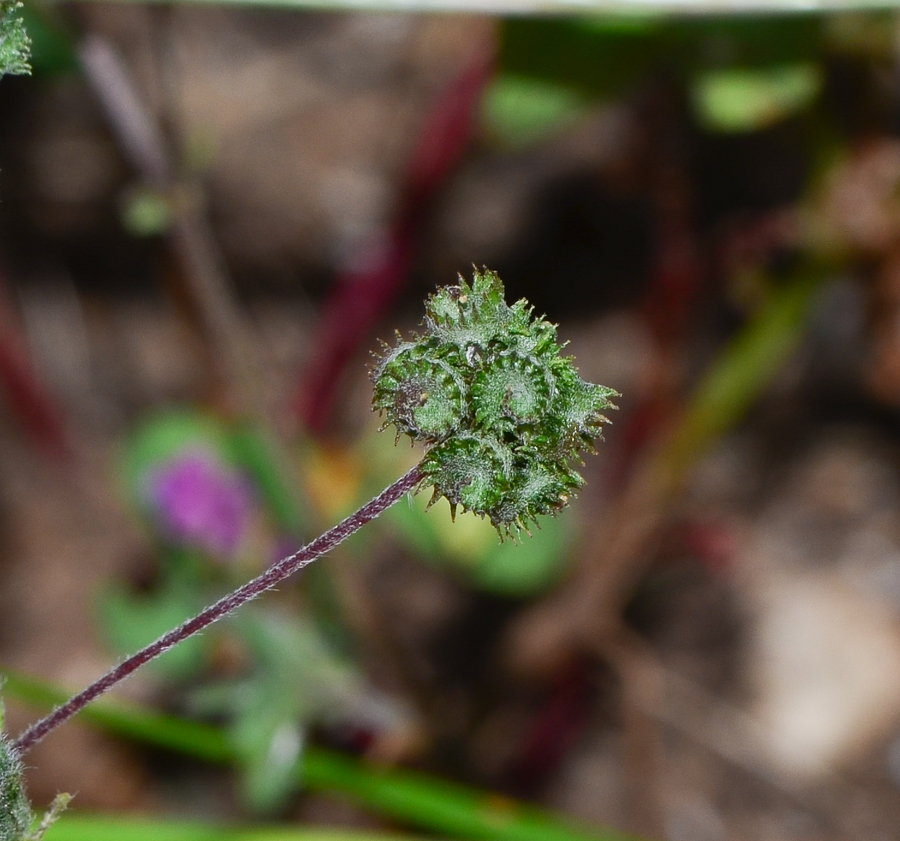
[372,269,618,537]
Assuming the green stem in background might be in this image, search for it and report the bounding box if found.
[43,814,427,841]
[2,671,639,841]
[659,262,828,480]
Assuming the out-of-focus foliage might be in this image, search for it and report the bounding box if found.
[3,671,634,841]
[111,410,410,815]
[387,488,574,596]
[120,187,175,237]
[114,413,285,806]
[692,62,822,131]
[484,14,892,142]
[109,412,256,677]
[190,610,397,813]
[0,1,29,78]
[482,76,589,147]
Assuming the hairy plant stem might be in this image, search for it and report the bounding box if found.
[13,464,424,756]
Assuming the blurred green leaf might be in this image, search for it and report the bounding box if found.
[122,411,235,497]
[192,610,369,813]
[483,75,588,146]
[494,15,829,134]
[98,552,213,680]
[384,473,572,596]
[692,62,822,132]
[473,513,572,594]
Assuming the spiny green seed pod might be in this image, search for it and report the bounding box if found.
[1,699,70,841]
[372,342,467,443]
[0,1,31,78]
[423,434,512,519]
[472,353,552,432]
[372,268,618,536]
[0,732,32,841]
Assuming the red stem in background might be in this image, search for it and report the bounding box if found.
[503,659,595,796]
[0,273,70,461]
[296,48,495,434]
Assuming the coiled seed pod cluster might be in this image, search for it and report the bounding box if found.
[372,269,618,536]
[0,734,31,841]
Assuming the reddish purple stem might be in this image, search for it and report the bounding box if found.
[13,464,424,756]
[296,50,494,433]
[0,272,71,461]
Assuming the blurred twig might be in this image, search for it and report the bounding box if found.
[77,32,312,540]
[296,37,495,434]
[505,259,833,833]
[598,622,858,837]
[78,34,269,425]
[508,260,828,675]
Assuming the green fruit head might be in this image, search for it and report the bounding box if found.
[372,269,618,536]
[0,733,31,841]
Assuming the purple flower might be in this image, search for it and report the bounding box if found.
[147,449,254,559]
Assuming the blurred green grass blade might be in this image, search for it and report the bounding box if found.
[2,670,639,841]
[2,670,232,762]
[661,263,827,476]
[44,814,428,841]
[303,752,637,841]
